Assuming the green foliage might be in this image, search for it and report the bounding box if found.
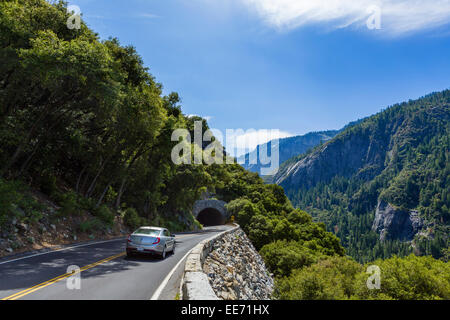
[193,218,203,230]
[276,256,364,300]
[164,219,187,233]
[123,207,141,230]
[78,217,104,233]
[0,178,44,227]
[57,191,81,216]
[357,254,450,300]
[0,0,220,228]
[223,167,346,266]
[226,198,260,230]
[276,254,450,300]
[247,214,274,249]
[260,240,324,277]
[38,172,58,197]
[92,205,115,226]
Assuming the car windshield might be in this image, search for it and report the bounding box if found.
[134,228,161,236]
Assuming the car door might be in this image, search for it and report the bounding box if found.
[164,229,174,249]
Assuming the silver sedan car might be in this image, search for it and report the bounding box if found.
[126,226,175,259]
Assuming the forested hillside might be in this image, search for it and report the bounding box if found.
[274,91,450,262]
[0,0,215,232]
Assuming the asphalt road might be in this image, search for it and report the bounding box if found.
[0,225,232,300]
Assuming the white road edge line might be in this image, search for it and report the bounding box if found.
[150,247,193,301]
[0,238,125,265]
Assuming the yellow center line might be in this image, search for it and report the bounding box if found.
[1,252,126,301]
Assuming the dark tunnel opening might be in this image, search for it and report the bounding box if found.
[196,208,224,226]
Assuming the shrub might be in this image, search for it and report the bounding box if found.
[356,254,450,300]
[123,208,140,229]
[275,256,363,300]
[93,205,115,225]
[0,178,44,227]
[260,240,323,277]
[225,198,260,232]
[78,218,104,233]
[247,214,273,249]
[275,254,450,300]
[165,219,185,233]
[58,191,81,216]
[39,173,57,197]
[273,218,297,242]
[287,209,312,225]
[79,197,96,212]
[0,179,20,226]
[193,219,203,230]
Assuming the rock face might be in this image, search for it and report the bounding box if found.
[239,130,340,175]
[372,200,423,241]
[275,130,386,188]
[203,229,274,300]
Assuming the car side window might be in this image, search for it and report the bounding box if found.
[163,230,169,237]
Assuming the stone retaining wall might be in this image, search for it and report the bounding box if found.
[181,225,273,300]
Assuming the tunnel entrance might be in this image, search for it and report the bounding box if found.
[196,208,224,226]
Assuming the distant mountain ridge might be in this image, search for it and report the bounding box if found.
[272,90,450,262]
[238,130,340,175]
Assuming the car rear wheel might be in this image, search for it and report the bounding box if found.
[160,247,166,259]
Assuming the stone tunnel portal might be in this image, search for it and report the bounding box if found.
[196,207,225,226]
[193,199,228,226]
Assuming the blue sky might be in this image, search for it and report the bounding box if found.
[70,0,450,147]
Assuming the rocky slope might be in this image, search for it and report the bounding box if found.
[0,211,128,259]
[0,190,129,258]
[203,228,274,300]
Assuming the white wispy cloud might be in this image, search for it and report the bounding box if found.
[138,13,160,19]
[187,114,214,121]
[240,0,450,35]
[231,129,294,156]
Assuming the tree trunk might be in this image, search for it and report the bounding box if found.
[86,154,112,198]
[113,143,151,209]
[0,90,76,177]
[76,165,87,193]
[80,173,90,196]
[114,177,127,209]
[96,182,112,208]
[16,140,42,177]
